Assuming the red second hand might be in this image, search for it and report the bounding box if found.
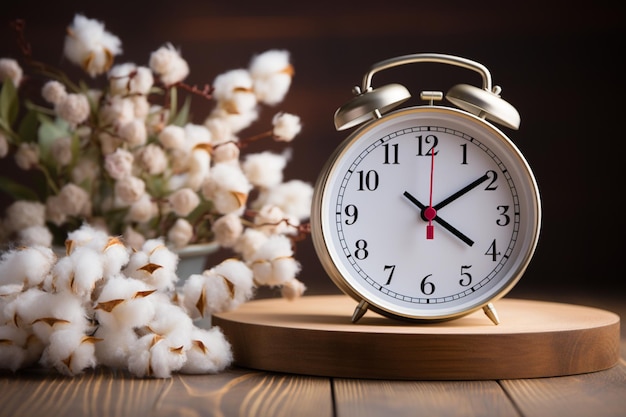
[425,149,436,239]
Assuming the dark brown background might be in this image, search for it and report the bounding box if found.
[1,1,624,301]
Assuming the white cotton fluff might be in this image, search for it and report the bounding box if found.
[202,163,252,215]
[212,69,255,108]
[128,333,187,378]
[242,151,288,188]
[123,240,179,291]
[180,326,232,374]
[16,225,53,248]
[51,246,103,297]
[11,290,88,345]
[94,325,137,369]
[101,238,131,278]
[146,294,194,343]
[233,228,268,261]
[254,179,313,221]
[281,278,307,300]
[0,245,56,288]
[0,325,28,371]
[208,105,259,134]
[40,327,98,376]
[95,275,156,329]
[63,14,122,77]
[182,259,254,317]
[249,50,293,105]
[250,235,300,286]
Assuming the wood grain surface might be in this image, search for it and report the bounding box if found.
[212,295,620,380]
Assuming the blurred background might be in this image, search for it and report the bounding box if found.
[1,1,624,303]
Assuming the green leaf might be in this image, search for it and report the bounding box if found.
[37,113,70,164]
[0,176,40,201]
[16,109,40,144]
[171,95,191,127]
[0,80,19,132]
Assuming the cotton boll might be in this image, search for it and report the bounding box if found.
[124,240,179,291]
[0,325,28,371]
[249,235,299,286]
[180,274,205,319]
[211,259,254,309]
[242,151,287,188]
[94,324,137,369]
[254,179,313,221]
[249,50,293,105]
[233,228,268,261]
[16,225,53,248]
[40,328,98,376]
[281,278,306,300]
[186,260,253,316]
[180,326,232,374]
[0,245,55,288]
[201,163,251,215]
[95,275,156,329]
[147,294,193,343]
[101,237,131,278]
[211,213,243,248]
[128,333,186,378]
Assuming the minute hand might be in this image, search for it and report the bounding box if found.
[433,172,491,210]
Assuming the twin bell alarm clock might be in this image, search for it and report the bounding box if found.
[311,53,541,325]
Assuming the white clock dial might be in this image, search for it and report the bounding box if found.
[312,106,541,321]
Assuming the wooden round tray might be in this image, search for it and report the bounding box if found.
[212,295,620,380]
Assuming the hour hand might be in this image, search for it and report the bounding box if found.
[402,191,474,247]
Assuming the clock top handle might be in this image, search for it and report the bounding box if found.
[334,53,520,131]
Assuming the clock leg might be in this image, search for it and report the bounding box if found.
[483,303,500,325]
[352,300,369,323]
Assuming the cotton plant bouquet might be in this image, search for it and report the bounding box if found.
[0,15,312,377]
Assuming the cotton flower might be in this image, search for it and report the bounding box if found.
[272,112,301,142]
[108,63,154,96]
[0,58,23,87]
[253,205,298,236]
[249,235,300,286]
[158,124,186,150]
[281,278,306,300]
[14,142,40,170]
[3,200,46,232]
[0,245,56,288]
[180,327,232,374]
[55,93,91,125]
[58,183,91,217]
[255,179,313,220]
[211,142,240,164]
[128,194,158,223]
[242,151,288,188]
[119,119,147,147]
[41,80,67,105]
[104,148,134,180]
[50,136,73,166]
[15,225,53,247]
[114,176,146,204]
[40,328,99,376]
[63,14,122,77]
[135,143,168,175]
[182,258,254,318]
[168,188,200,217]
[149,43,189,86]
[123,240,179,291]
[201,163,251,215]
[211,213,243,248]
[249,49,293,105]
[167,218,194,249]
[99,95,135,128]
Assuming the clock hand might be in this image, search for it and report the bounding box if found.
[403,191,474,246]
[426,149,435,239]
[433,172,490,211]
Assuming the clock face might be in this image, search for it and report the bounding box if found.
[312,106,541,320]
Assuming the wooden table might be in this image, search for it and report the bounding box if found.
[1,294,624,417]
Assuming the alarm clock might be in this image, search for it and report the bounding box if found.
[311,53,541,324]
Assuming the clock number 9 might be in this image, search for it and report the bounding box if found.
[344,204,358,225]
